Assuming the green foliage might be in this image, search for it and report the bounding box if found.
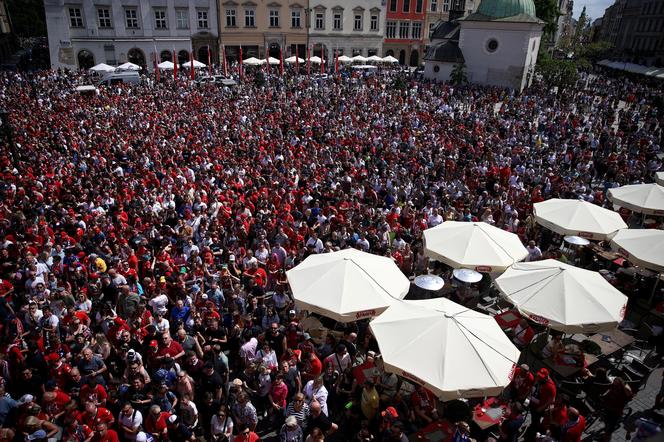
[7,0,47,37]
[533,0,560,38]
[575,41,614,62]
[450,63,468,85]
[536,51,579,87]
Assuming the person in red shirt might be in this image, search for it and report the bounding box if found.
[144,405,170,440]
[560,407,585,442]
[506,364,535,402]
[79,377,108,406]
[411,386,438,424]
[529,368,556,436]
[91,421,119,442]
[233,426,261,442]
[77,402,114,428]
[301,351,322,384]
[156,332,185,362]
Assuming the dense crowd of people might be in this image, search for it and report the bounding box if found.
[0,66,661,442]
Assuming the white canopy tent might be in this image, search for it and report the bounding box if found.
[89,63,116,73]
[286,248,409,322]
[351,55,368,63]
[366,55,383,63]
[382,55,399,63]
[423,221,528,273]
[533,199,627,240]
[284,56,305,64]
[157,60,175,70]
[337,55,353,63]
[608,183,664,215]
[267,57,281,65]
[116,62,141,71]
[495,260,628,333]
[370,298,520,400]
[308,56,322,64]
[182,60,206,68]
[242,57,264,66]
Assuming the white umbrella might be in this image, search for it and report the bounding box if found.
[453,268,483,283]
[414,275,445,291]
[423,221,528,273]
[367,55,383,63]
[352,55,368,63]
[286,248,409,322]
[285,56,305,64]
[337,55,353,63]
[157,60,175,70]
[89,63,116,73]
[608,183,664,215]
[610,229,664,273]
[382,55,399,63]
[182,59,206,68]
[656,172,664,186]
[308,56,322,64]
[495,260,628,333]
[533,199,627,240]
[116,62,141,71]
[242,57,264,66]
[267,57,280,65]
[564,236,590,246]
[370,298,520,400]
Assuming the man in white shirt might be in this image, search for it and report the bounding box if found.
[118,402,143,441]
[305,233,324,254]
[525,241,542,262]
[323,344,351,373]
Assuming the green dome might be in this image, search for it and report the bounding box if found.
[476,0,537,18]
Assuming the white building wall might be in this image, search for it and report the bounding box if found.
[423,61,454,81]
[44,0,218,70]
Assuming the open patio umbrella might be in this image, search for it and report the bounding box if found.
[285,56,305,64]
[370,298,520,400]
[267,57,280,65]
[423,221,528,273]
[308,56,322,64]
[116,62,141,71]
[337,55,353,63]
[367,55,383,63]
[533,199,627,240]
[351,55,368,63]
[242,57,264,66]
[495,260,628,333]
[656,172,664,186]
[182,59,206,68]
[89,63,116,73]
[157,60,174,70]
[286,248,409,322]
[608,183,664,215]
[382,55,399,63]
[610,229,664,273]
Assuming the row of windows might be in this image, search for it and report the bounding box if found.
[385,20,422,39]
[636,18,664,33]
[429,0,451,12]
[225,8,379,31]
[388,0,424,13]
[68,6,209,30]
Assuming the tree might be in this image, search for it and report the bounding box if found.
[450,63,468,85]
[533,0,561,40]
[571,6,589,52]
[536,51,578,87]
[7,0,47,37]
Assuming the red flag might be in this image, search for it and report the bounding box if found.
[239,46,243,81]
[335,48,339,76]
[295,48,300,74]
[222,46,228,77]
[190,51,195,80]
[320,48,324,74]
[173,48,177,80]
[153,45,160,82]
[279,47,284,76]
[208,46,213,77]
[265,45,270,74]
[307,46,310,77]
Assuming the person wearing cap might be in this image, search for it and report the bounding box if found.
[505,364,534,402]
[528,368,557,438]
[279,414,304,442]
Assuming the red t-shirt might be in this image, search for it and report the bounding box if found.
[77,407,114,428]
[145,412,170,435]
[561,416,585,442]
[79,384,108,405]
[157,340,184,359]
[534,378,556,408]
[91,429,120,442]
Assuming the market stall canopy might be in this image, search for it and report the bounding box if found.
[267,57,281,65]
[157,61,175,70]
[242,57,264,66]
[610,229,664,273]
[534,199,627,240]
[182,60,206,68]
[308,56,322,64]
[337,55,353,63]
[285,56,305,64]
[382,55,399,63]
[351,55,368,62]
[116,62,141,71]
[370,298,520,400]
[286,248,409,322]
[608,183,664,215]
[367,55,383,63]
[423,221,528,273]
[89,63,116,73]
[495,260,628,333]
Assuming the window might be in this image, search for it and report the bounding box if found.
[245,9,255,27]
[315,12,324,29]
[291,9,301,27]
[354,14,362,30]
[399,21,410,38]
[486,38,498,52]
[429,22,435,37]
[430,0,437,11]
[198,10,209,28]
[370,14,378,31]
[390,0,397,12]
[443,0,450,11]
[175,9,188,29]
[412,21,422,38]
[386,20,396,38]
[98,8,112,28]
[269,9,279,27]
[125,8,139,28]
[333,12,342,30]
[69,7,83,27]
[403,0,410,12]
[155,9,167,29]
[416,0,423,12]
[226,9,236,27]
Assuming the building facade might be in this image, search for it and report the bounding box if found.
[308,0,385,60]
[423,0,477,48]
[384,0,427,65]
[44,0,218,70]
[0,0,14,64]
[218,0,308,61]
[552,0,573,46]
[598,0,663,66]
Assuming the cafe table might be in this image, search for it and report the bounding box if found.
[472,397,508,430]
[587,329,635,357]
[494,309,523,330]
[414,420,453,442]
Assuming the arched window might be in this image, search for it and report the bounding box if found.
[409,50,419,66]
[160,50,172,62]
[198,46,212,63]
[385,49,394,57]
[127,48,146,67]
[77,49,95,69]
[178,50,189,65]
[398,49,406,65]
